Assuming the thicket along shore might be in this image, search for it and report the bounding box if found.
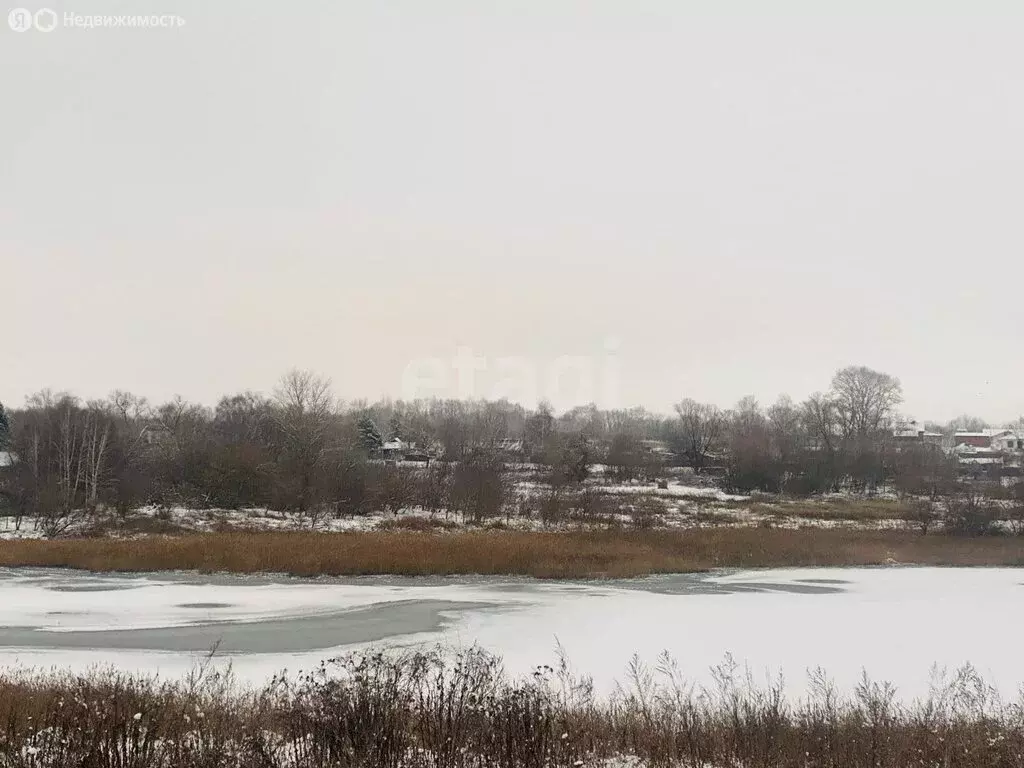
[3,529,1024,577]
[1,647,1021,768]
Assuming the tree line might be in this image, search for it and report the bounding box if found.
[0,365,1012,530]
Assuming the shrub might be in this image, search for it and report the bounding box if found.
[538,488,568,526]
[1007,502,1024,536]
[547,432,592,484]
[723,447,784,494]
[945,490,1000,536]
[2,650,1024,768]
[417,462,453,518]
[567,489,613,524]
[606,434,663,483]
[448,451,509,524]
[905,499,941,534]
[369,465,421,516]
[628,495,664,530]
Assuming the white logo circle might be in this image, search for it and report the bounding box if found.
[33,8,57,31]
[7,8,33,31]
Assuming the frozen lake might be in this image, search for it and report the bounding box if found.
[1,566,1021,699]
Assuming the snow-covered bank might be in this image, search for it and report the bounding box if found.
[0,478,948,540]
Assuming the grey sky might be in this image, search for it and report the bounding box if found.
[2,1,1022,422]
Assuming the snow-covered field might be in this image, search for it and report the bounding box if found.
[0,479,936,539]
[2,567,1022,701]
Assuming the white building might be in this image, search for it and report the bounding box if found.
[953,428,1021,450]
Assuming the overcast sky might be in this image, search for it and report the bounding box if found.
[2,1,1022,422]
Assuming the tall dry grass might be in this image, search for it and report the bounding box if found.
[1,529,1024,578]
[1,648,1022,768]
[745,497,915,522]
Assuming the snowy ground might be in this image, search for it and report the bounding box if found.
[2,566,1022,702]
[0,478,944,539]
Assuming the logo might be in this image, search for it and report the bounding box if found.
[7,7,58,31]
[7,7,32,30]
[33,7,56,31]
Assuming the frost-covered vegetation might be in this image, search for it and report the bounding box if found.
[2,647,1022,768]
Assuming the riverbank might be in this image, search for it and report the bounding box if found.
[2,528,1024,577]
[1,646,1019,768]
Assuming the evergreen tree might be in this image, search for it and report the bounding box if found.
[357,416,383,456]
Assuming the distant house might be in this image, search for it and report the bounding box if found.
[991,430,1024,453]
[380,439,410,462]
[952,429,1024,478]
[892,421,944,447]
[377,439,431,464]
[955,446,1005,480]
[954,445,1005,464]
[953,429,1015,450]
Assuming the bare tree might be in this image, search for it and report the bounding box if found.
[891,443,957,502]
[370,465,420,516]
[830,366,903,440]
[108,390,150,426]
[604,407,654,438]
[799,393,843,492]
[470,401,511,450]
[825,367,903,494]
[524,401,555,460]
[82,405,111,512]
[560,403,604,438]
[214,392,273,444]
[100,391,155,516]
[275,371,334,420]
[946,414,990,433]
[731,396,763,431]
[448,450,510,523]
[725,397,781,493]
[12,392,97,535]
[273,370,336,512]
[54,397,86,525]
[155,396,211,450]
[767,395,802,466]
[672,399,726,473]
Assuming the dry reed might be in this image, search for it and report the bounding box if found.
[1,529,1023,578]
